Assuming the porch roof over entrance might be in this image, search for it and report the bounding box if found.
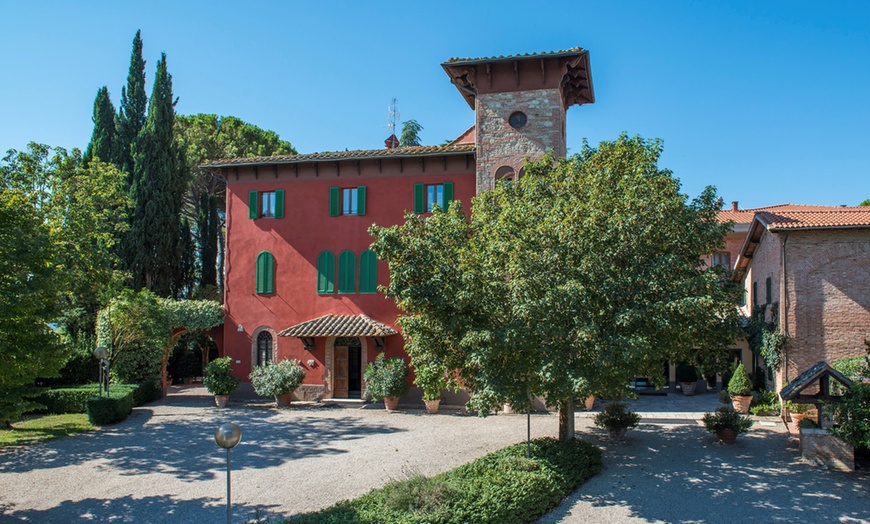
[277,314,398,338]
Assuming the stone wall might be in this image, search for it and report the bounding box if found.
[475,88,566,194]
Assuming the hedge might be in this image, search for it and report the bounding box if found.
[32,382,160,416]
[287,437,602,524]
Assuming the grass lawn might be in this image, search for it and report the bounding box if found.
[0,413,95,448]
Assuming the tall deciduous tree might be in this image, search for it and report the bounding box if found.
[0,188,64,427]
[370,135,743,441]
[116,30,147,179]
[400,119,423,147]
[128,53,187,297]
[84,86,116,166]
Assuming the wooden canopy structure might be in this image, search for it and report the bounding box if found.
[780,361,854,405]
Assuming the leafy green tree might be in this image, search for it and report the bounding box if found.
[99,289,167,386]
[0,188,65,427]
[859,199,870,207]
[370,135,742,440]
[83,86,116,166]
[115,30,148,178]
[128,53,188,297]
[175,114,295,294]
[400,119,423,147]
[177,217,196,298]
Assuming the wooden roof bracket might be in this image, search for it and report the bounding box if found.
[254,165,259,180]
[514,61,519,86]
[314,163,319,177]
[540,59,546,84]
[293,164,298,178]
[377,159,382,173]
[356,160,361,176]
[335,161,340,177]
[233,167,239,181]
[272,165,278,179]
[486,63,492,87]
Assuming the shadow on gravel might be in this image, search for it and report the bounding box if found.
[542,424,869,523]
[0,405,404,482]
[1,493,280,524]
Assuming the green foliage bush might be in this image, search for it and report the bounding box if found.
[203,357,240,396]
[287,437,602,524]
[593,403,641,432]
[833,355,869,383]
[749,390,780,416]
[364,353,409,401]
[702,407,753,434]
[86,389,135,425]
[675,363,698,383]
[727,362,753,397]
[830,382,870,449]
[249,360,305,403]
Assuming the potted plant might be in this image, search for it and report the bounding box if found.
[203,357,240,408]
[702,407,753,443]
[594,402,641,440]
[728,362,754,413]
[676,362,699,396]
[364,353,409,410]
[249,359,306,408]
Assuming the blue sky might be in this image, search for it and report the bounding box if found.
[1,1,868,208]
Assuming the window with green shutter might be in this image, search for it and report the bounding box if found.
[414,183,425,214]
[416,182,454,213]
[765,277,772,305]
[317,251,335,294]
[359,250,378,293]
[338,250,356,294]
[753,281,758,307]
[357,186,366,216]
[249,191,258,219]
[329,187,340,217]
[255,251,275,294]
[274,189,284,218]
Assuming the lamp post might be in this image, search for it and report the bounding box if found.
[93,346,109,397]
[215,422,242,524]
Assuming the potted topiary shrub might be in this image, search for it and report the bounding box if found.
[728,362,754,413]
[676,362,699,396]
[594,402,641,440]
[249,360,306,408]
[702,406,753,443]
[364,353,409,411]
[203,357,240,408]
[415,365,447,414]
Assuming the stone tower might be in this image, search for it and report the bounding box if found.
[442,48,594,194]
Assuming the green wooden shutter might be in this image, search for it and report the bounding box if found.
[443,182,454,210]
[414,183,425,214]
[357,186,366,216]
[274,190,284,218]
[359,250,377,293]
[248,191,258,219]
[338,250,356,293]
[753,281,758,307]
[256,251,274,294]
[329,187,340,217]
[317,251,335,294]
[765,277,772,305]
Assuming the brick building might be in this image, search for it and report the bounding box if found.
[732,207,870,391]
[200,48,594,400]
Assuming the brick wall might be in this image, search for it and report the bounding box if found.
[475,88,566,193]
[783,229,870,386]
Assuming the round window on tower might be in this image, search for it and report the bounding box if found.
[508,111,527,129]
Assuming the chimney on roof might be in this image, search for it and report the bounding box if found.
[385,134,399,149]
[731,201,739,212]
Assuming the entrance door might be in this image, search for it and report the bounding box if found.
[348,347,362,398]
[334,346,349,398]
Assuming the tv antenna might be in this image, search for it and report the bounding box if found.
[387,98,400,136]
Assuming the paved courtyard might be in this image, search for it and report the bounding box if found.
[0,386,867,523]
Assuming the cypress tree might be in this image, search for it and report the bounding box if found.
[128,53,187,297]
[83,86,116,165]
[177,217,196,298]
[116,30,147,178]
[197,191,218,289]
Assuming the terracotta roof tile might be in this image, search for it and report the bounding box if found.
[444,47,587,65]
[277,314,398,338]
[717,203,853,224]
[201,144,474,168]
[756,208,870,230]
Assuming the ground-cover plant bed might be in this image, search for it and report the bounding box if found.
[287,437,602,524]
[0,413,94,448]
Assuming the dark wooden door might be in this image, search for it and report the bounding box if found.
[334,346,349,398]
[348,347,362,396]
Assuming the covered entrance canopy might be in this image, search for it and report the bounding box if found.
[278,314,398,399]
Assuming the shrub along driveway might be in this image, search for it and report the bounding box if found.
[0,387,867,523]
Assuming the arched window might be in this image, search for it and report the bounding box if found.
[257,331,273,367]
[359,250,378,293]
[338,250,356,294]
[317,251,335,294]
[255,251,275,294]
[494,165,516,186]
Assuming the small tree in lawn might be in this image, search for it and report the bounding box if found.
[370,134,742,440]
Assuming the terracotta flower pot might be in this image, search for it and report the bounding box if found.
[680,382,697,396]
[384,396,400,411]
[424,399,441,414]
[608,428,628,441]
[276,393,293,408]
[731,395,752,414]
[503,403,515,414]
[214,395,230,408]
[584,396,596,411]
[716,428,737,444]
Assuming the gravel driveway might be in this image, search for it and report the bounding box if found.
[0,386,867,523]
